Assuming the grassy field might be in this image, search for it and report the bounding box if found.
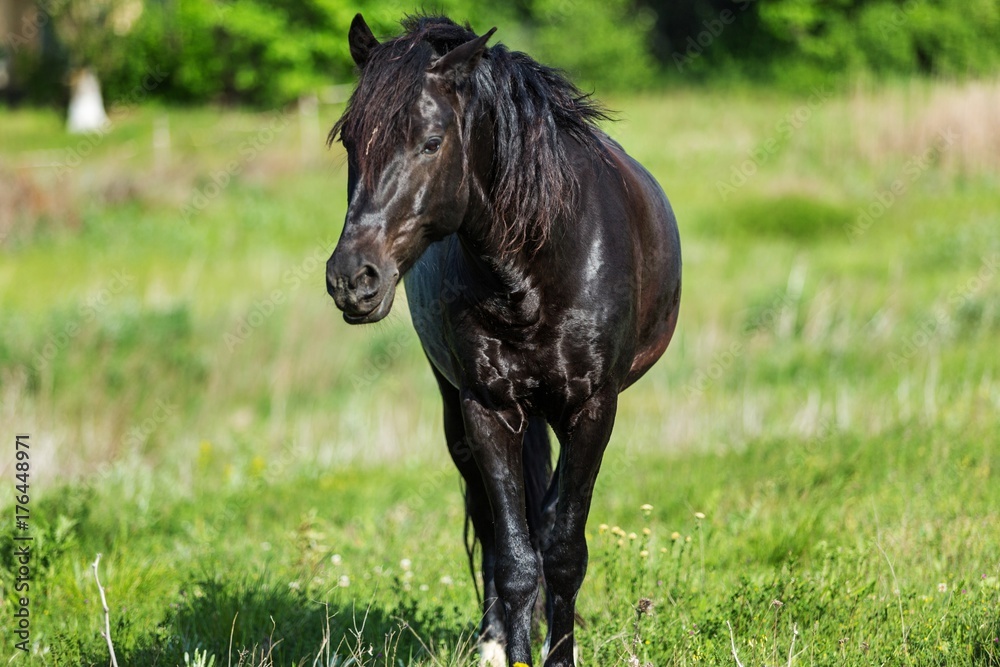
[1,79,999,665]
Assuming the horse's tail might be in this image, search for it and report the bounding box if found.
[522,416,553,551]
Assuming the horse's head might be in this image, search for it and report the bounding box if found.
[326,15,495,324]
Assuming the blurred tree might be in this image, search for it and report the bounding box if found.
[756,0,1000,83]
[529,0,659,91]
[161,0,521,105]
[6,0,1000,108]
[643,0,1000,85]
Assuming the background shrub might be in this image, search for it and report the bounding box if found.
[10,0,998,108]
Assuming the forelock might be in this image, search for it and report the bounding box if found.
[329,17,479,186]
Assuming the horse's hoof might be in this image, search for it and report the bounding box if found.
[479,639,506,667]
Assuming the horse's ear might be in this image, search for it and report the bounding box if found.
[349,13,379,67]
[429,27,497,82]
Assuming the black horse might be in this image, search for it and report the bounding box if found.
[326,14,681,667]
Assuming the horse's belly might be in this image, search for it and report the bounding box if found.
[403,237,461,388]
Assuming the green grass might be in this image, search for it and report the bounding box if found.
[1,80,999,665]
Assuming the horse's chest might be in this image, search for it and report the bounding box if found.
[404,239,610,411]
[402,240,459,385]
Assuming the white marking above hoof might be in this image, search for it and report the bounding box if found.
[480,639,506,667]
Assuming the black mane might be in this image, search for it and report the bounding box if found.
[329,15,612,255]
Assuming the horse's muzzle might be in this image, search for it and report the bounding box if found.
[326,253,398,324]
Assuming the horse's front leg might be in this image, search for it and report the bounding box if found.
[430,365,507,664]
[543,386,619,667]
[462,389,539,667]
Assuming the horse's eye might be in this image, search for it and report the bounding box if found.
[422,137,442,155]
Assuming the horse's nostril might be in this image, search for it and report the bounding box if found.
[352,264,381,299]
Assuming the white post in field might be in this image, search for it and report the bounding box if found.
[67,68,110,134]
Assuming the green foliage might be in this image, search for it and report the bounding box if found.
[707,194,853,240]
[649,0,1000,87]
[100,0,348,105]
[92,2,177,106]
[530,0,659,90]
[184,648,217,667]
[141,0,654,102]
[8,0,1000,107]
[16,0,657,107]
[755,0,1000,83]
[43,0,141,72]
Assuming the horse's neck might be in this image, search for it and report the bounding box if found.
[454,232,542,328]
[457,164,539,293]
[450,123,566,324]
[455,229,525,291]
